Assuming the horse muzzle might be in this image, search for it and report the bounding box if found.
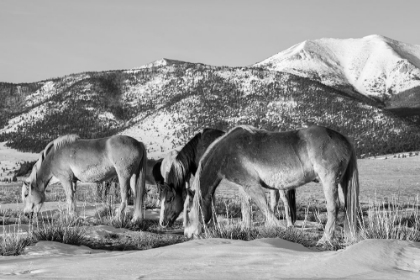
[23,211,34,220]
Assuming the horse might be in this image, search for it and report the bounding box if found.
[159,128,224,227]
[185,125,359,244]
[22,134,148,223]
[159,128,297,228]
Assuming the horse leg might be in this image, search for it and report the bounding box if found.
[210,193,218,227]
[318,176,339,244]
[269,189,279,214]
[238,187,252,229]
[72,181,78,215]
[241,183,283,228]
[131,170,146,223]
[116,176,129,221]
[129,175,136,199]
[155,184,161,208]
[62,180,77,217]
[279,190,293,227]
[183,181,190,228]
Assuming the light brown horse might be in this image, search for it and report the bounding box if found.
[185,125,360,243]
[22,134,147,223]
[159,128,297,228]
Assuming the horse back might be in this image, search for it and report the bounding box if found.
[52,135,145,182]
[211,126,351,188]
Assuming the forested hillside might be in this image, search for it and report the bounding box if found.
[1,59,420,157]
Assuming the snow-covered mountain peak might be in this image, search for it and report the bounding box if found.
[255,35,420,102]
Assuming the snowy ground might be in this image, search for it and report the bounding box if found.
[0,237,419,279]
[1,143,420,279]
[1,200,419,279]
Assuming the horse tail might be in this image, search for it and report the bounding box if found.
[135,143,147,216]
[138,146,147,201]
[341,142,360,238]
[287,189,297,224]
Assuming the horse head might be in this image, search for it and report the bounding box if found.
[159,182,184,227]
[21,143,54,217]
[21,176,46,218]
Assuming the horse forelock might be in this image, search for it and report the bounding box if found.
[161,150,179,181]
[167,161,186,190]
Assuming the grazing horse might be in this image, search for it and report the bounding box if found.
[22,134,147,223]
[159,128,297,228]
[159,128,224,227]
[185,125,359,243]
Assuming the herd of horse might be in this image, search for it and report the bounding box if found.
[22,125,359,243]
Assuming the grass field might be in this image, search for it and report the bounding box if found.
[1,155,419,255]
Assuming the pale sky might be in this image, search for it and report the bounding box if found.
[1,0,419,83]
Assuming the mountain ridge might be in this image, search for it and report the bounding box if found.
[255,35,420,108]
[2,35,420,159]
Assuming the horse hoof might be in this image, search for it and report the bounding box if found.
[316,236,335,247]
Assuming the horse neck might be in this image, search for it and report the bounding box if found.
[169,134,201,189]
[34,156,54,191]
[178,134,201,174]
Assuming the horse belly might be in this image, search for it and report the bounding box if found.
[256,148,315,190]
[264,169,313,190]
[72,162,116,183]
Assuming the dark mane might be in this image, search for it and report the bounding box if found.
[166,132,202,190]
[166,128,226,192]
[152,160,164,185]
